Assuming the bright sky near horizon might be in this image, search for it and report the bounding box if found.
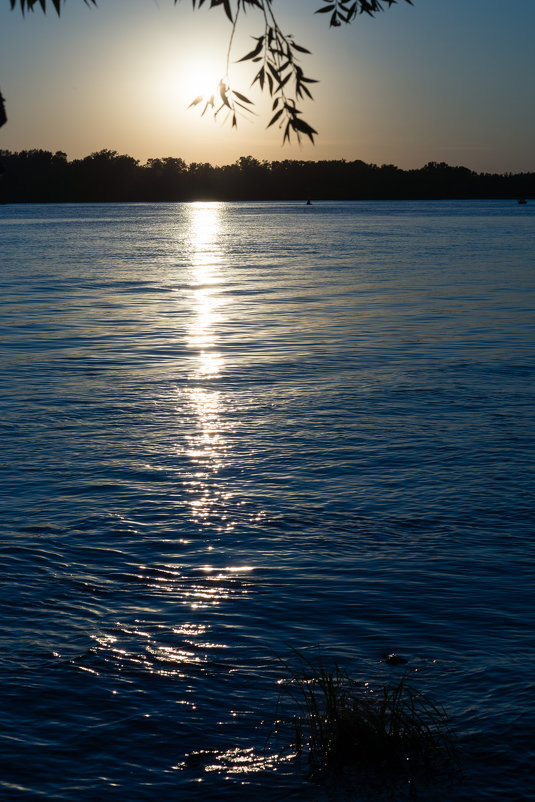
[0,0,534,173]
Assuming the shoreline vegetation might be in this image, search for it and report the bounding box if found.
[270,650,457,787]
[0,149,533,203]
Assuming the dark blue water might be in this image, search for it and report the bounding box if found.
[1,201,534,800]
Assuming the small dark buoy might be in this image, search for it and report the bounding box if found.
[383,653,408,666]
[306,199,312,205]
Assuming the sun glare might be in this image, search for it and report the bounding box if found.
[184,59,223,104]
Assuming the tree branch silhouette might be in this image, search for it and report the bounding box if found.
[8,0,414,144]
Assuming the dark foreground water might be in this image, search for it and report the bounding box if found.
[0,200,534,801]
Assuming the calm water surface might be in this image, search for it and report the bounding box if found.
[0,201,534,800]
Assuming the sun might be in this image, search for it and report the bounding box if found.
[183,58,224,105]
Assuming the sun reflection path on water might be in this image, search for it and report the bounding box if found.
[75,204,265,784]
[180,202,238,533]
[84,562,255,677]
[186,202,225,379]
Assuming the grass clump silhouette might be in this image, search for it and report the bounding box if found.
[270,649,455,786]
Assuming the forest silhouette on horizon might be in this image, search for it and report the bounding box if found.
[0,149,533,202]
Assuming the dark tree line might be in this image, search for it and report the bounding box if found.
[0,149,533,202]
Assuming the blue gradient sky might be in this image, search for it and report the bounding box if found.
[0,0,534,171]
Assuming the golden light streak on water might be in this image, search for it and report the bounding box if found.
[183,203,235,530]
[187,201,225,379]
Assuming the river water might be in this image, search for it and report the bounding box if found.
[0,200,534,800]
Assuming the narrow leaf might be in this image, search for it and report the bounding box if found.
[267,108,283,128]
[237,38,264,62]
[291,43,311,54]
[232,90,253,104]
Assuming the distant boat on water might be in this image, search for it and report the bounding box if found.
[518,198,527,204]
